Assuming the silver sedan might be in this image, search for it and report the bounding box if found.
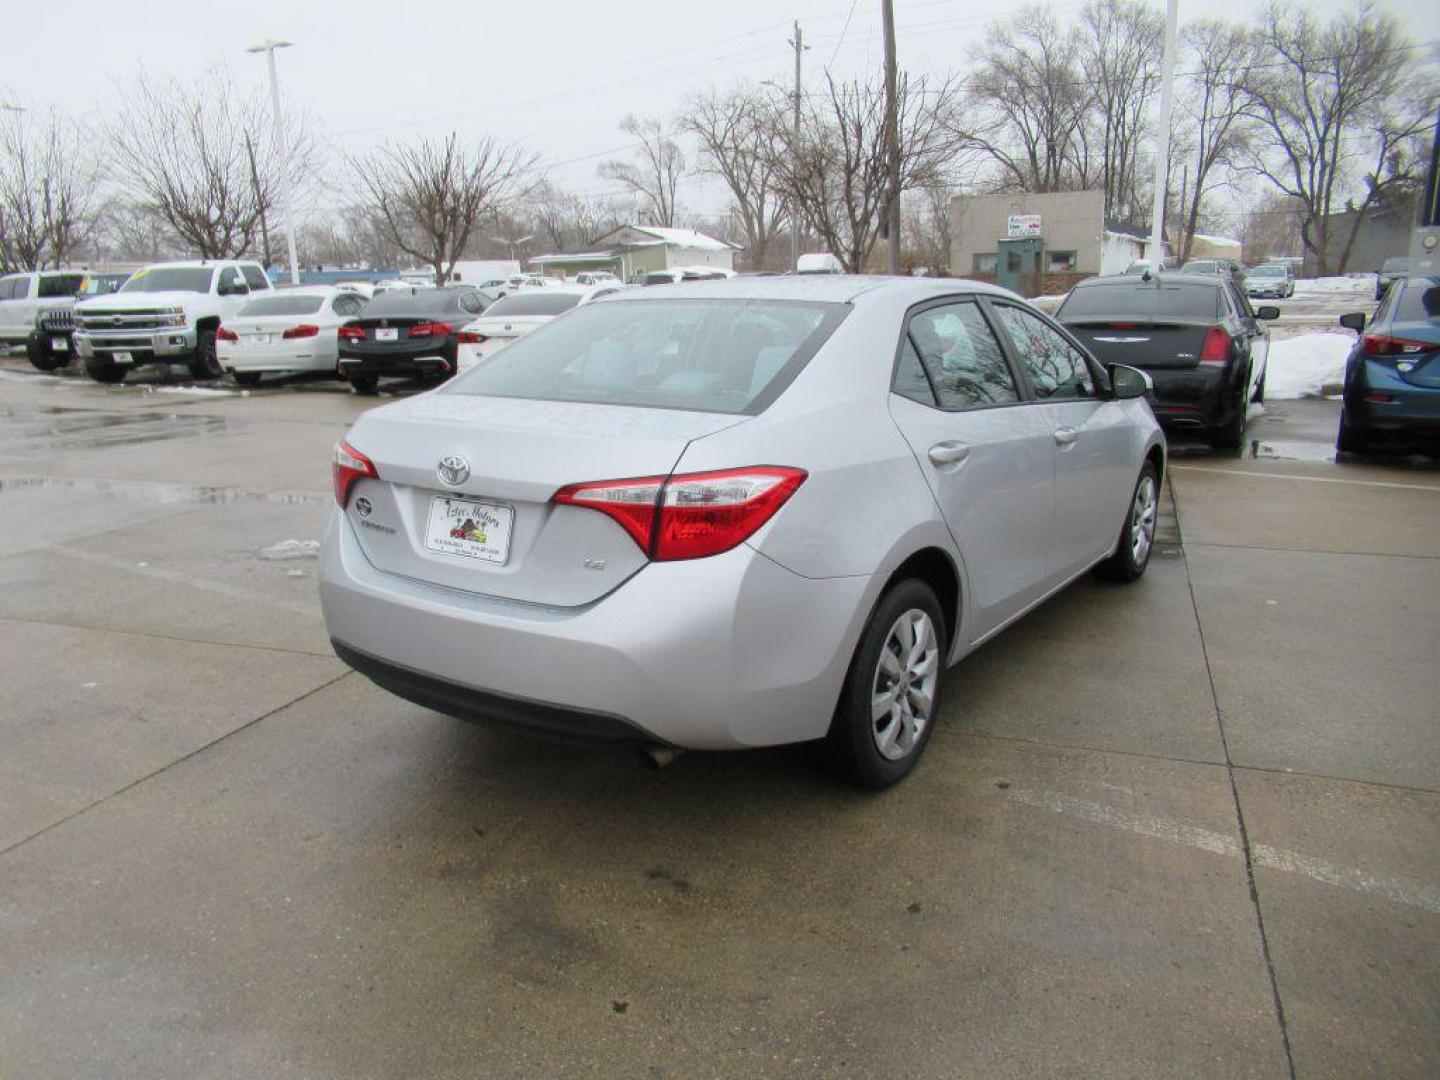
[320,276,1165,787]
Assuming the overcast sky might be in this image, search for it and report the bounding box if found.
[5,0,1436,225]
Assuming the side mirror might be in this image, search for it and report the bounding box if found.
[1109,363,1152,400]
[1338,312,1366,333]
[1256,306,1280,321]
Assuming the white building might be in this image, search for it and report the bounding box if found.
[531,225,740,282]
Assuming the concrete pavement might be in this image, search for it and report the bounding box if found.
[0,368,1435,1078]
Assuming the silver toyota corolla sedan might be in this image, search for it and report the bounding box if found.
[320,276,1165,787]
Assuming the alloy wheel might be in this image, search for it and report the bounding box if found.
[1130,475,1157,565]
[870,609,939,761]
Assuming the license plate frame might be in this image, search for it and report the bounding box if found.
[51,337,69,352]
[112,351,133,364]
[375,327,399,342]
[423,495,514,565]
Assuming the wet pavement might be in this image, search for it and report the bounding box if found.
[0,359,1436,1078]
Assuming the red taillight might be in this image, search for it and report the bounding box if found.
[409,321,454,338]
[338,325,365,342]
[333,440,378,507]
[283,324,320,340]
[216,326,238,342]
[1363,333,1430,358]
[1108,322,1138,330]
[553,467,807,561]
[457,329,487,345]
[1198,327,1229,365]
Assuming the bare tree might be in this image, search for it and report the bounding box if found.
[105,68,312,262]
[597,115,685,227]
[1243,1,1435,274]
[766,72,964,272]
[966,5,1091,194]
[680,85,787,269]
[522,180,625,253]
[0,105,100,272]
[1174,19,1262,261]
[350,132,535,284]
[1078,0,1163,222]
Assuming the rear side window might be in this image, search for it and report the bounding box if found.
[485,293,581,317]
[1059,283,1221,321]
[333,294,366,317]
[446,299,846,415]
[902,302,1019,409]
[993,304,1096,400]
[1394,279,1440,322]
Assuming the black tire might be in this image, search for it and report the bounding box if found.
[348,374,379,395]
[1210,382,1247,450]
[186,330,222,380]
[231,371,263,387]
[1097,461,1159,583]
[1336,412,1370,455]
[824,578,947,790]
[1251,364,1266,404]
[26,339,68,371]
[83,354,126,384]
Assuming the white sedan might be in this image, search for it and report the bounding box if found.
[217,287,369,385]
[456,286,621,371]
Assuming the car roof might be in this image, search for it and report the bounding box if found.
[1072,273,1225,289]
[605,274,1020,306]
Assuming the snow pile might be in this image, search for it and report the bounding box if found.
[1265,333,1354,399]
[1293,276,1370,295]
[150,385,237,397]
[259,539,320,561]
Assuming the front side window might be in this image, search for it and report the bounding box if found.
[38,274,85,298]
[993,304,1096,400]
[0,277,18,301]
[905,302,1019,409]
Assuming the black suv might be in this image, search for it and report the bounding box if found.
[336,287,489,394]
[1056,273,1278,449]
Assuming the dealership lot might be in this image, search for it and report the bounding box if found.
[0,357,1436,1077]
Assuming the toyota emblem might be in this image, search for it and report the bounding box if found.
[437,454,470,486]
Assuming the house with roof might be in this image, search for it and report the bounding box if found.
[530,225,741,283]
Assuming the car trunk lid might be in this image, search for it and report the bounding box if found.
[342,393,748,607]
[1063,320,1216,369]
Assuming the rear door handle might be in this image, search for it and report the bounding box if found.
[1053,427,1079,447]
[928,441,970,466]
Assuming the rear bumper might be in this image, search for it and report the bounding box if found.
[1146,368,1238,430]
[319,508,877,750]
[220,344,337,374]
[337,343,456,376]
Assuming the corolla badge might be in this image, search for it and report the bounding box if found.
[437,454,470,486]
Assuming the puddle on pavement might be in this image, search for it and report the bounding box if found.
[0,476,326,506]
[0,404,227,454]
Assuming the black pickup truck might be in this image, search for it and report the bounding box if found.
[1055,273,1278,449]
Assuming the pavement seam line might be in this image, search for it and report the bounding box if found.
[1186,540,1440,562]
[0,613,337,659]
[0,670,354,861]
[1171,465,1440,493]
[1174,471,1298,1080]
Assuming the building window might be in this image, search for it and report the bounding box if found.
[972,253,998,274]
[1046,250,1078,273]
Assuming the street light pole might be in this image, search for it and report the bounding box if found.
[1147,0,1179,265]
[247,39,299,285]
[882,0,901,275]
[790,22,804,273]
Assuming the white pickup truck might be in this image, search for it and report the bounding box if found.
[73,259,273,382]
[0,270,88,350]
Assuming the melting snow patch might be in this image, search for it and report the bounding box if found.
[1265,333,1354,399]
[260,539,320,561]
[148,385,238,397]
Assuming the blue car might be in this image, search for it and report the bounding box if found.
[1337,275,1440,453]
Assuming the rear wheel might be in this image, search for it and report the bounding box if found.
[1097,462,1159,583]
[1210,381,1248,450]
[83,354,126,384]
[348,374,379,395]
[187,330,222,380]
[825,579,946,790]
[26,339,68,371]
[1336,412,1371,455]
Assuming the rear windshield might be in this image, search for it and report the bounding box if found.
[1382,257,1410,272]
[1394,279,1440,322]
[445,299,847,415]
[121,267,214,294]
[239,295,326,317]
[484,293,582,317]
[364,289,464,315]
[39,274,86,298]
[1248,266,1284,277]
[1059,282,1221,321]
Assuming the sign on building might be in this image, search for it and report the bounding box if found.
[1007,214,1042,238]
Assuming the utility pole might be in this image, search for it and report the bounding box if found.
[882,0,901,275]
[1176,164,1188,262]
[1147,0,1179,265]
[247,39,299,285]
[789,21,805,273]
